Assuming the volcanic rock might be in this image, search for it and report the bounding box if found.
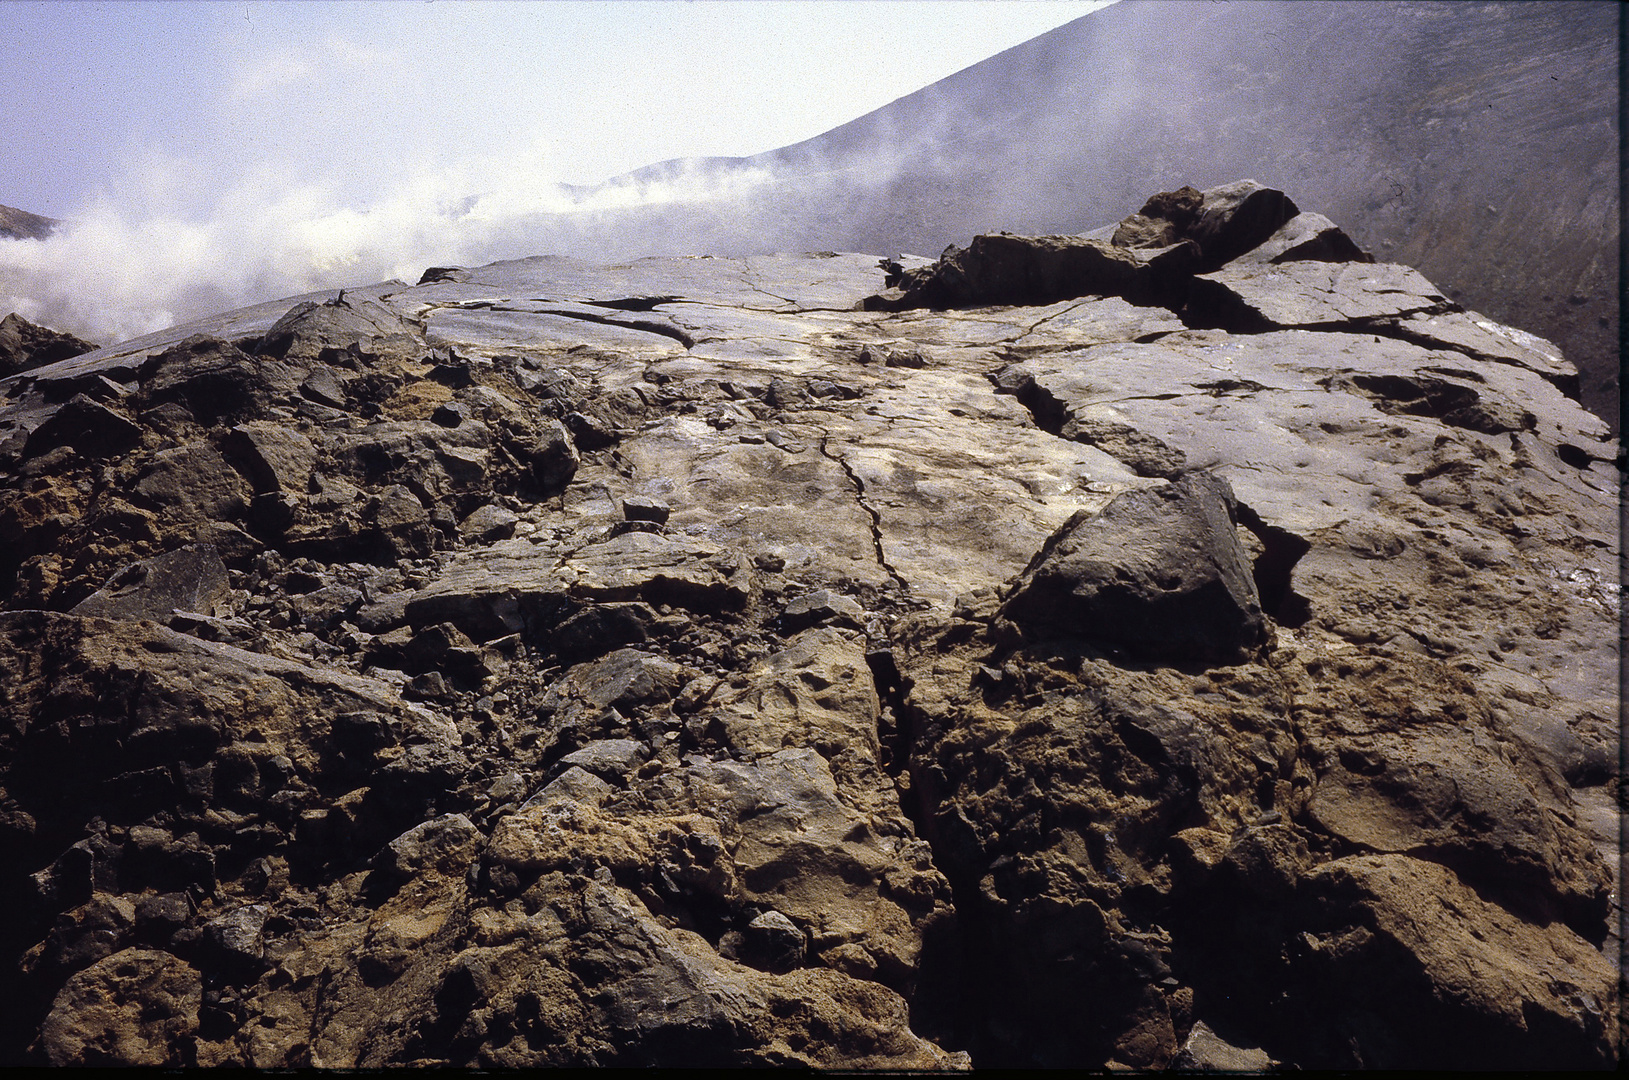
[0,313,97,378]
[870,233,1148,310]
[70,544,230,622]
[871,181,1340,314]
[1230,212,1374,266]
[0,185,1615,1070]
[574,1,1619,431]
[620,493,671,524]
[21,393,141,461]
[999,472,1268,663]
[36,949,201,1066]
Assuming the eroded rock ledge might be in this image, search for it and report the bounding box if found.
[0,182,1617,1069]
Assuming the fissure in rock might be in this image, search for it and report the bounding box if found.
[818,435,911,594]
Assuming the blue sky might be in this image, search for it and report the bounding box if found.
[0,1,1113,343]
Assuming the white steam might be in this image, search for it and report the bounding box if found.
[0,150,789,347]
[0,0,1114,349]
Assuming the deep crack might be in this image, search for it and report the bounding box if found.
[533,307,697,349]
[818,436,911,593]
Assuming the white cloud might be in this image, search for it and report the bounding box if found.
[227,33,392,100]
[227,51,318,100]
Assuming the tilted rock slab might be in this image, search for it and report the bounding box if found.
[0,182,1616,1068]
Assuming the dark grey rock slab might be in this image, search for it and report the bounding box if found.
[621,495,671,524]
[134,442,249,522]
[255,295,417,363]
[22,393,141,460]
[1186,178,1301,268]
[1185,262,1454,330]
[1001,472,1267,663]
[1228,212,1374,266]
[72,544,231,622]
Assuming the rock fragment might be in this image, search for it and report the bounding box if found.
[71,544,230,621]
[1230,211,1374,266]
[23,393,141,460]
[1183,179,1301,268]
[226,422,319,494]
[621,494,671,524]
[775,589,867,634]
[1171,1021,1274,1071]
[868,233,1146,310]
[1001,472,1267,663]
[1058,417,1187,479]
[457,503,519,543]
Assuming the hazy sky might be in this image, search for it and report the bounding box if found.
[0,0,1114,344]
[3,1,1112,217]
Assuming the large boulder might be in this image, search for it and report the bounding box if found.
[1000,472,1268,664]
[34,949,201,1066]
[20,393,141,460]
[1183,179,1302,268]
[134,336,296,427]
[870,233,1148,310]
[864,181,1352,313]
[1108,180,1306,271]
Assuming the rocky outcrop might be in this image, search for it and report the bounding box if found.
[0,183,1616,1069]
[0,313,98,378]
[866,181,1376,318]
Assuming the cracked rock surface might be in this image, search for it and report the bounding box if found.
[0,182,1617,1068]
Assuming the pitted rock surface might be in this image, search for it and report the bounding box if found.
[0,182,1616,1069]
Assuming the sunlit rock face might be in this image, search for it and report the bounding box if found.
[0,182,1617,1069]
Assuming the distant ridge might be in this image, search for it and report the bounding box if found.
[0,204,57,241]
[577,0,1620,431]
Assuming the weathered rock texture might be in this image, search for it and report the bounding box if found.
[0,182,1617,1069]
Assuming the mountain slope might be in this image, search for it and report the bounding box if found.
[581,0,1620,430]
[0,205,57,242]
